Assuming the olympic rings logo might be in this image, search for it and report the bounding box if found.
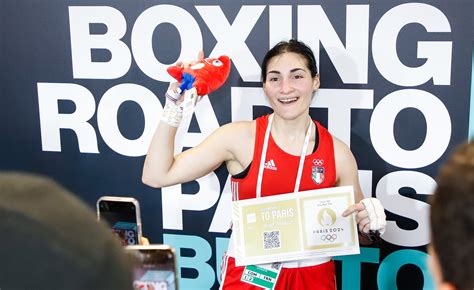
[320,234,337,242]
[313,159,324,166]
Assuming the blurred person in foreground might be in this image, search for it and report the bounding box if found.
[429,140,474,290]
[0,172,133,290]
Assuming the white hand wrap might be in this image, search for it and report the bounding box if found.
[161,97,183,127]
[360,198,387,235]
[161,86,201,127]
[165,87,182,103]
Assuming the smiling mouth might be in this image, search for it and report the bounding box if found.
[278,97,299,104]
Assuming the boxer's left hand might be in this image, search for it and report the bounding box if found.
[342,198,386,235]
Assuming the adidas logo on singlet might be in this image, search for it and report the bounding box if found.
[264,159,277,171]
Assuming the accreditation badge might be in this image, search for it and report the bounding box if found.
[240,262,282,289]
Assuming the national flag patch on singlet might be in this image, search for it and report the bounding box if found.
[312,159,325,185]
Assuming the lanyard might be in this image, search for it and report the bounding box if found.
[256,114,313,198]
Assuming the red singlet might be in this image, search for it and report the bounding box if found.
[221,115,337,290]
[230,114,336,200]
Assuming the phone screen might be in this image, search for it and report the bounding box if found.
[98,198,140,245]
[126,246,177,290]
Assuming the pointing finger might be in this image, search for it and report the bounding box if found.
[342,203,365,217]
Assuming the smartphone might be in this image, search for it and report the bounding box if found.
[125,245,178,290]
[97,196,142,246]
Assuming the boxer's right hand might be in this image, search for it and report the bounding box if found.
[165,82,184,105]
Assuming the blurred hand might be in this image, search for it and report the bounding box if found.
[140,236,150,245]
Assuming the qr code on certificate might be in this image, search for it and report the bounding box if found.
[263,230,281,250]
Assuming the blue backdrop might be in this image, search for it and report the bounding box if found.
[1,1,473,289]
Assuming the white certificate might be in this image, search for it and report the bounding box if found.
[232,186,360,266]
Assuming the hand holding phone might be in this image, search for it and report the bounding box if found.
[126,245,178,290]
[97,196,142,246]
